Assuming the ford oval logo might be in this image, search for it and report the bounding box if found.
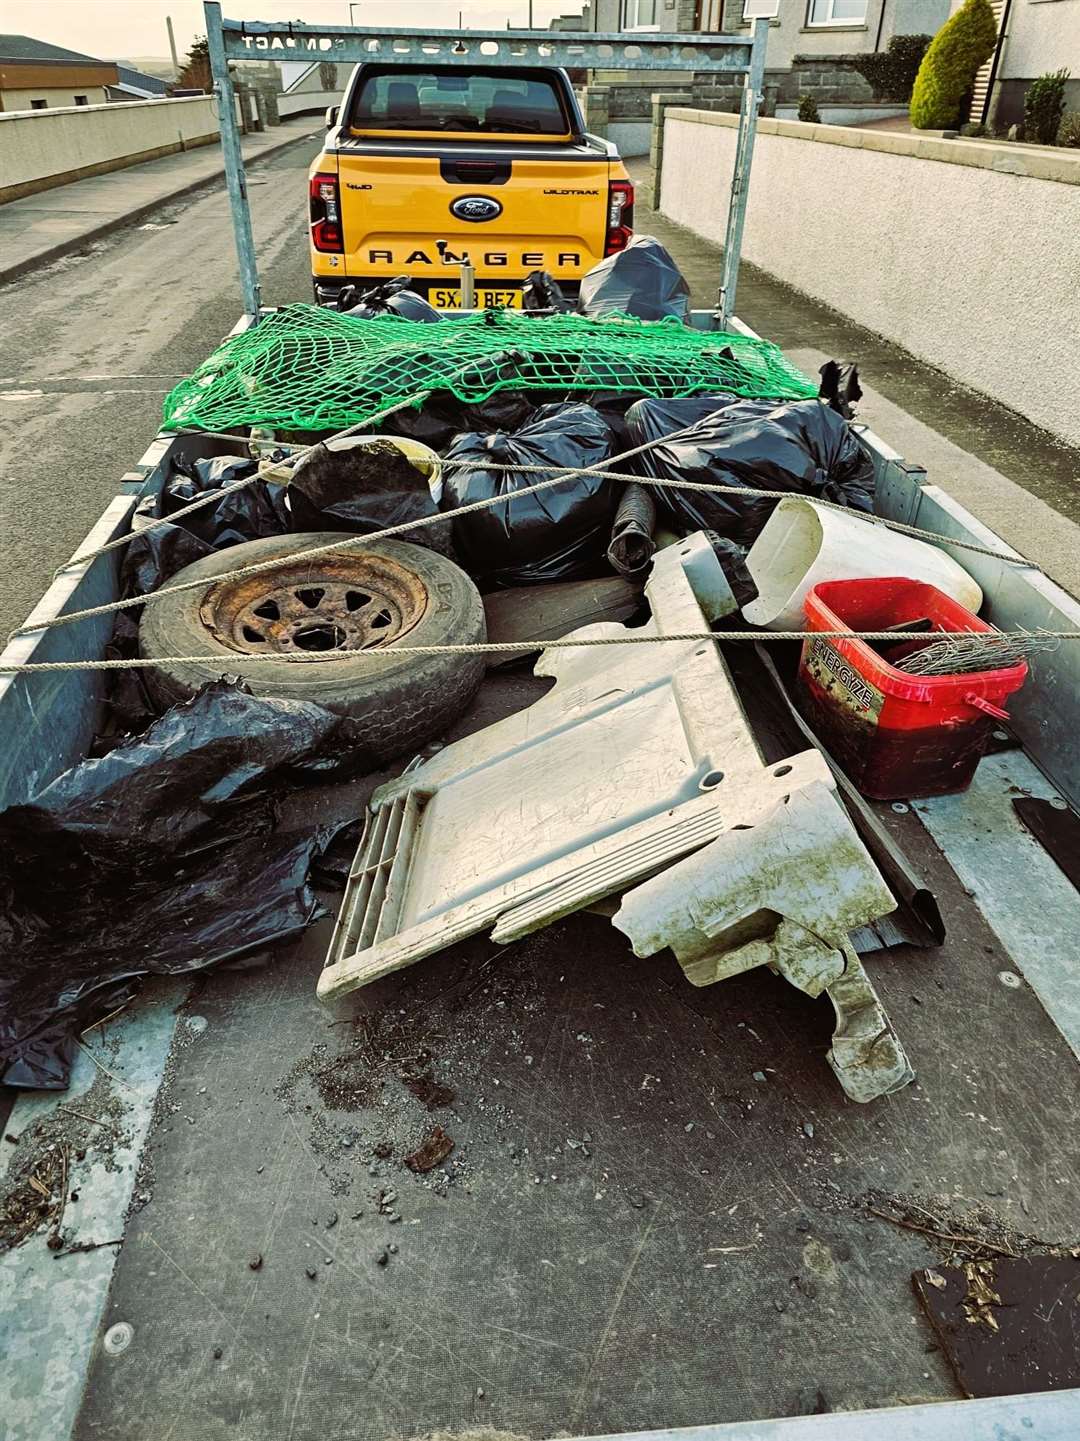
[450,195,503,223]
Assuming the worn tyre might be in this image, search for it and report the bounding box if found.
[138,533,486,762]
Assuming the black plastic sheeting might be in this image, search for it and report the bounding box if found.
[100,453,295,745]
[121,523,212,604]
[440,402,617,587]
[607,484,656,578]
[579,236,691,323]
[383,392,540,454]
[162,454,289,548]
[287,438,453,555]
[522,270,572,313]
[96,612,164,751]
[627,396,875,547]
[337,275,442,323]
[705,532,756,608]
[625,395,736,437]
[121,452,289,598]
[0,681,356,1090]
[818,360,863,420]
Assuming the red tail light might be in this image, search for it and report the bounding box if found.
[604,179,634,256]
[309,172,343,253]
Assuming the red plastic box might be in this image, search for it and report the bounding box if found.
[797,578,1028,800]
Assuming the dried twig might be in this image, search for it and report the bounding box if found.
[443,946,512,1007]
[47,1145,70,1249]
[867,1206,1019,1258]
[80,1002,132,1037]
[51,1238,123,1259]
[76,1040,134,1090]
[58,1106,115,1132]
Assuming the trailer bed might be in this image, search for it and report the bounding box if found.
[0,668,1075,1441]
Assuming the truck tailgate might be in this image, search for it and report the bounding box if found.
[333,141,611,289]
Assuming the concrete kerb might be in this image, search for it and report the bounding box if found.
[0,125,319,289]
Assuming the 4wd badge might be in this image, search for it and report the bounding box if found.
[450,195,502,223]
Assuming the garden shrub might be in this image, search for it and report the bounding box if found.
[1025,69,1070,145]
[853,34,931,102]
[910,0,998,130]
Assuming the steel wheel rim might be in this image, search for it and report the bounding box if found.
[199,551,430,656]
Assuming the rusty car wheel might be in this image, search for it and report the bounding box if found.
[138,534,486,763]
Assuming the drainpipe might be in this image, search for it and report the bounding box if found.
[873,0,888,55]
[981,0,1013,125]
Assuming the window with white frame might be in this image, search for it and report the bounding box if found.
[805,0,867,24]
[622,0,660,29]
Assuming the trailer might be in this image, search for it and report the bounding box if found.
[2,8,1080,1441]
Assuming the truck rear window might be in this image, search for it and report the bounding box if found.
[350,69,570,135]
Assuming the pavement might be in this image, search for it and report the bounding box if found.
[0,117,323,286]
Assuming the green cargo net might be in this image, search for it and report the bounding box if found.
[161,304,818,434]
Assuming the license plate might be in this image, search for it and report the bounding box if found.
[431,287,521,310]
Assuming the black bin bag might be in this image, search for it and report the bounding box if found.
[579,236,691,322]
[440,403,617,587]
[626,396,875,547]
[383,392,539,453]
[288,437,453,555]
[162,452,289,549]
[522,270,572,313]
[120,451,291,600]
[622,394,736,441]
[0,681,349,1089]
[337,275,442,323]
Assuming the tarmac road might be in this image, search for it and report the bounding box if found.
[0,131,323,639]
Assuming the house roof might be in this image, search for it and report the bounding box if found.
[108,81,157,99]
[115,64,169,95]
[0,33,106,66]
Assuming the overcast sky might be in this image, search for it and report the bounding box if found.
[2,0,572,63]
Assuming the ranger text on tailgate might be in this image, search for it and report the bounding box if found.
[309,64,634,307]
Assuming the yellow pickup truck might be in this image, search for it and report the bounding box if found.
[309,63,634,308]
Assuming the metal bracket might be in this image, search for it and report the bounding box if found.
[206,2,262,318]
[218,21,755,71]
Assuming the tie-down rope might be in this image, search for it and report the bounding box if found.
[0,629,1074,677]
[21,436,1044,652]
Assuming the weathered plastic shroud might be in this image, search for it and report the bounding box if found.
[318,531,912,1102]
